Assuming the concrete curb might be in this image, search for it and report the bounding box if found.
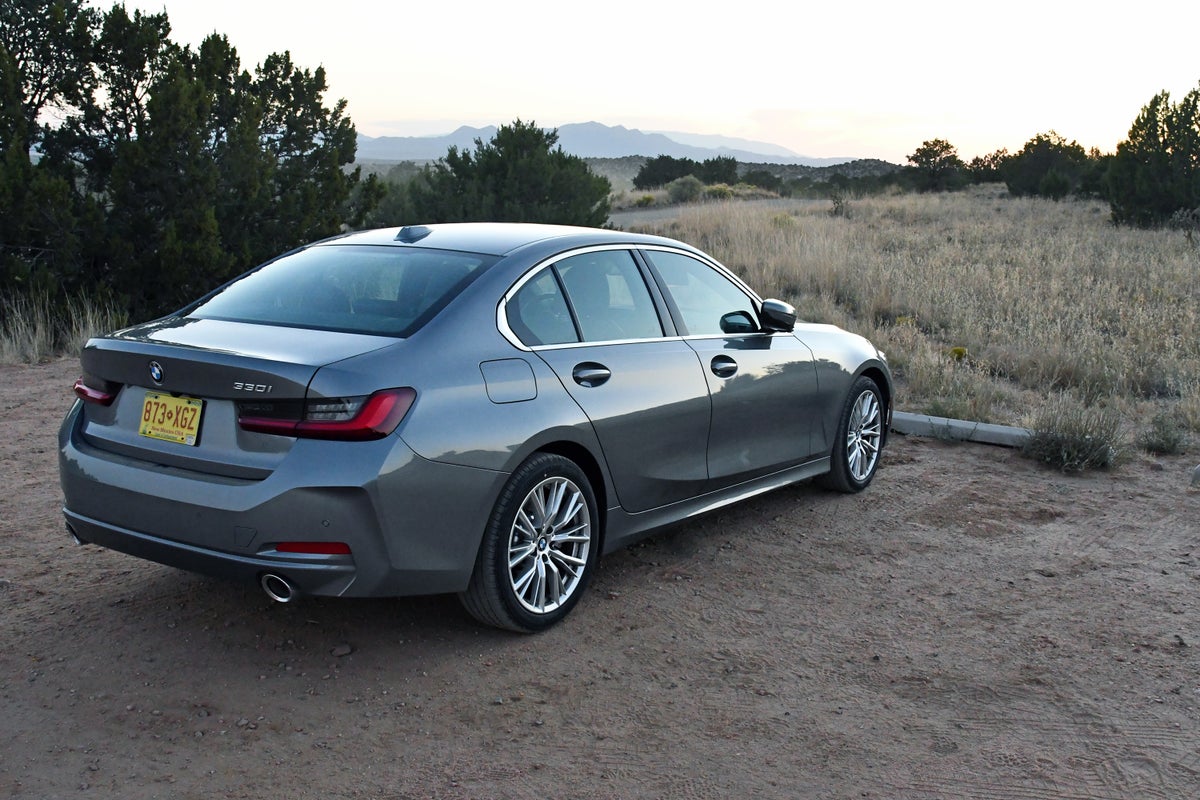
[891,411,1032,448]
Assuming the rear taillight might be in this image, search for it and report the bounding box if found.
[238,387,416,441]
[73,376,117,406]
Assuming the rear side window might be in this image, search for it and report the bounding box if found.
[507,269,579,346]
[556,250,663,342]
[507,250,664,346]
[189,245,495,336]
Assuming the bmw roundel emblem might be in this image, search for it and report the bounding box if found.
[149,360,164,384]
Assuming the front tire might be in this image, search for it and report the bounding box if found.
[460,453,598,632]
[820,376,884,493]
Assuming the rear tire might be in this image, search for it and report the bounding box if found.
[820,376,884,493]
[460,453,598,632]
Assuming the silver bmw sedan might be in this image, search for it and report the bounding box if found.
[60,222,891,631]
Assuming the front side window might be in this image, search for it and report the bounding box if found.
[644,250,758,336]
[190,245,495,337]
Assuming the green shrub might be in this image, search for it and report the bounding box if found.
[704,184,734,200]
[635,194,656,208]
[1137,411,1188,455]
[667,175,704,204]
[1022,395,1126,471]
[1038,168,1071,200]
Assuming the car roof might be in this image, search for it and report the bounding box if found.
[315,222,688,257]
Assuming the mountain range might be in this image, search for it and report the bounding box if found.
[356,122,856,166]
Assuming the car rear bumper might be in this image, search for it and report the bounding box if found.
[59,401,506,598]
[64,508,358,596]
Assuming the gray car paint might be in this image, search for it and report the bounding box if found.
[59,223,891,601]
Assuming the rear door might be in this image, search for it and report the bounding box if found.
[503,248,711,513]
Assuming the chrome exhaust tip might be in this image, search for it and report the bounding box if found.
[260,573,297,603]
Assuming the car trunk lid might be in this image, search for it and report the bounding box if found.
[73,318,397,478]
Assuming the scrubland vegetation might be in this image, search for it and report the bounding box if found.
[0,293,126,365]
[6,2,1198,468]
[628,188,1200,462]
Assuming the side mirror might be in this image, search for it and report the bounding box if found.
[760,299,796,332]
[719,310,757,334]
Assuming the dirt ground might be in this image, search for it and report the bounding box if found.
[2,357,1198,800]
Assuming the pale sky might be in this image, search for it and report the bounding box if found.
[122,0,1200,163]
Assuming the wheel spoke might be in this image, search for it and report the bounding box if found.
[545,558,562,606]
[542,481,566,522]
[551,518,588,540]
[551,494,584,532]
[549,549,586,569]
[508,542,536,568]
[533,558,547,609]
[512,562,537,597]
[514,509,538,540]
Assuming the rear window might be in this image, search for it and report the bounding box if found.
[188,244,496,336]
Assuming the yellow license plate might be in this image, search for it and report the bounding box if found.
[139,392,204,446]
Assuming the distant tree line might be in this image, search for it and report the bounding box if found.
[628,154,904,199]
[632,155,740,189]
[907,83,1200,228]
[907,134,1108,200]
[625,85,1200,231]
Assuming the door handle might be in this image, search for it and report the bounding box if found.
[710,355,738,378]
[572,363,611,387]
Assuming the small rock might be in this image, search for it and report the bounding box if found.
[236,718,249,728]
[330,643,353,657]
[1035,568,1057,578]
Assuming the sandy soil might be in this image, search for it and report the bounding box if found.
[2,357,1198,800]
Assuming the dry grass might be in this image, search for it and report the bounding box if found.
[629,187,1200,448]
[7,189,1197,459]
[0,293,127,365]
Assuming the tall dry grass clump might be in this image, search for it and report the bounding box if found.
[1,294,127,365]
[628,188,1200,460]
